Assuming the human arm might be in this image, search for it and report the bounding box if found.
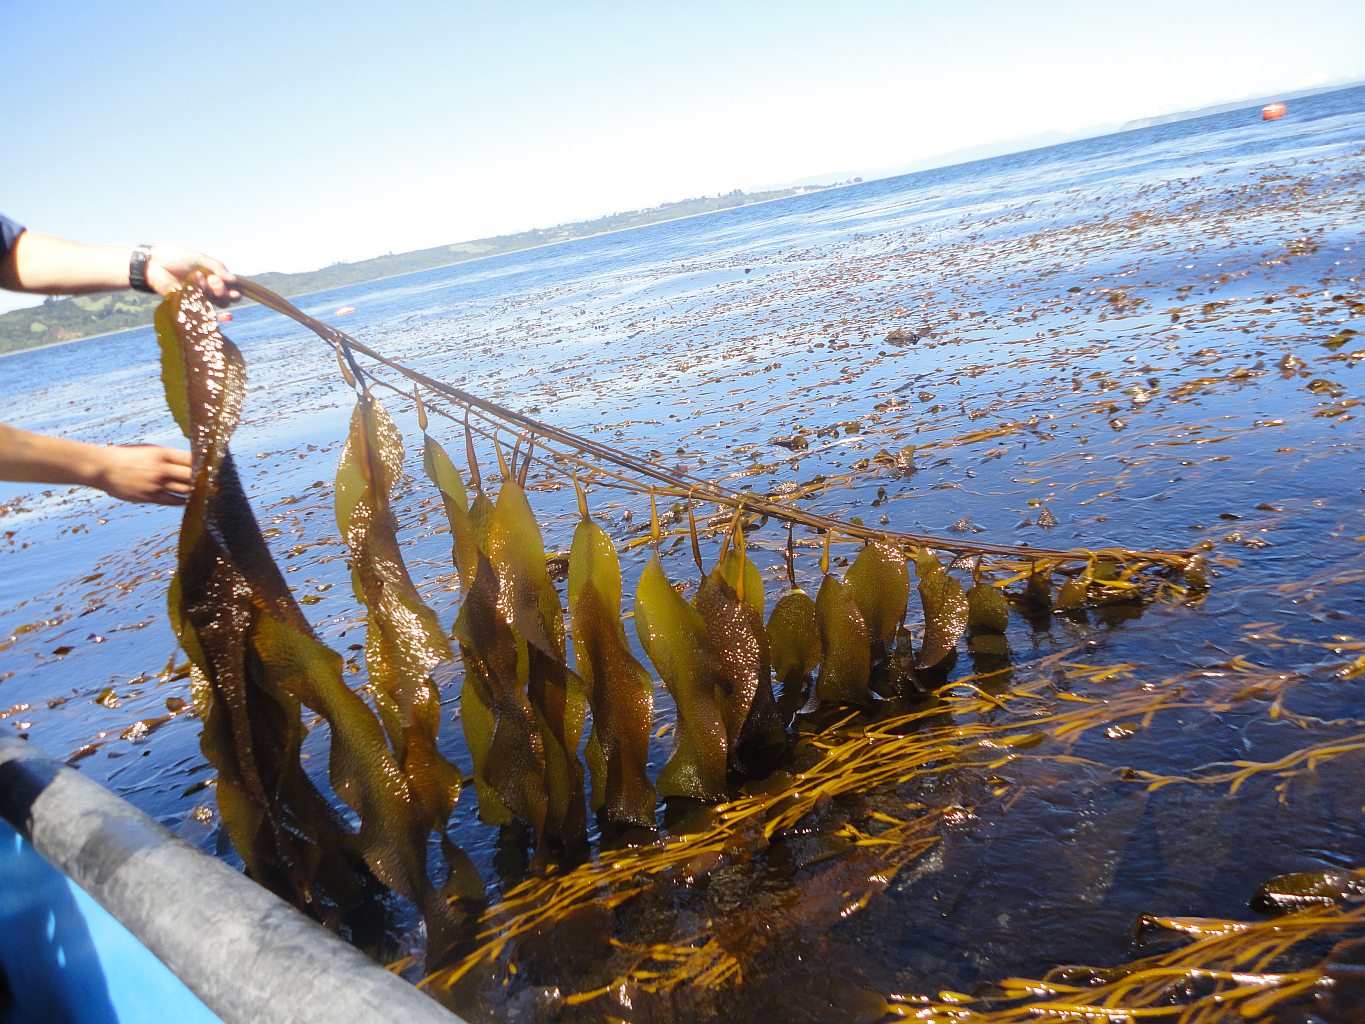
[0,423,192,506]
[0,230,239,305]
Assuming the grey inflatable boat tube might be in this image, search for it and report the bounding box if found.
[0,734,465,1023]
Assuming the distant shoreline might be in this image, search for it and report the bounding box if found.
[0,184,847,358]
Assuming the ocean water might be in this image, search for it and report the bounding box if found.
[2,85,1363,1016]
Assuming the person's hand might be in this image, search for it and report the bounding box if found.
[92,444,193,505]
[146,245,241,306]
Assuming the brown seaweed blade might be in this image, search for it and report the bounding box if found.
[915,548,969,670]
[814,573,873,708]
[767,589,820,715]
[452,548,548,833]
[633,555,730,801]
[158,287,356,914]
[336,395,463,836]
[569,517,657,827]
[485,477,588,854]
[158,289,467,958]
[844,542,911,659]
[699,546,785,764]
[418,428,510,827]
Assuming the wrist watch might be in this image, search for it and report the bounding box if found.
[128,245,156,293]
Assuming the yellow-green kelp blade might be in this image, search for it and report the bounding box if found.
[422,431,479,588]
[915,548,969,670]
[420,433,510,827]
[844,542,911,652]
[814,573,872,708]
[634,555,729,801]
[768,589,820,688]
[336,396,462,836]
[569,519,656,828]
[966,580,1011,634]
[768,588,820,719]
[486,477,588,852]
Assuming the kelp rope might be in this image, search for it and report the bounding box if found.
[233,280,1193,574]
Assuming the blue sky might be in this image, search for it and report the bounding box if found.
[4,0,1363,311]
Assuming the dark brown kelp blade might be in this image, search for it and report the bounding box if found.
[155,291,375,921]
[569,518,656,828]
[634,554,729,801]
[159,288,353,915]
[1251,870,1365,915]
[452,545,546,832]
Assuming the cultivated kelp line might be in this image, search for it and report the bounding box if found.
[235,280,1195,575]
[154,279,1364,1021]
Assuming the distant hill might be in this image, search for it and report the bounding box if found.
[0,183,839,356]
[1119,80,1365,130]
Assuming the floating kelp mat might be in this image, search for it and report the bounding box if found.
[2,88,1365,1022]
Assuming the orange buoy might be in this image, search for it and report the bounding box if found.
[1262,103,1286,121]
[335,305,356,315]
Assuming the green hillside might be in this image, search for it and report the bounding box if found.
[0,184,839,355]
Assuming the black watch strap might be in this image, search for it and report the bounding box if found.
[129,245,155,293]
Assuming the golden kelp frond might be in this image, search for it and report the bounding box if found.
[569,516,657,827]
[337,394,462,835]
[487,476,588,854]
[158,289,363,917]
[420,648,1332,1001]
[1133,729,1365,799]
[881,898,1365,1022]
[634,554,730,801]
